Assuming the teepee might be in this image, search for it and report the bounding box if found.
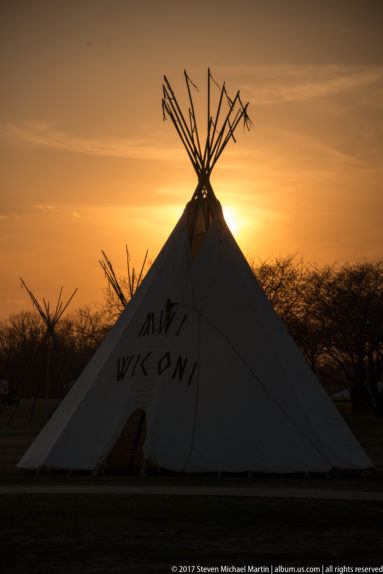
[18,70,372,474]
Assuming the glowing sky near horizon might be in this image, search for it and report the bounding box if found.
[1,0,383,319]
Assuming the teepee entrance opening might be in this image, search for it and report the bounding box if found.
[106,409,147,471]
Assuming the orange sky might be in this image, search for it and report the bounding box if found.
[1,0,383,320]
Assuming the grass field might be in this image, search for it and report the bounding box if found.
[1,494,383,573]
[1,399,383,572]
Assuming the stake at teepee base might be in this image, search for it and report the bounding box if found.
[18,71,372,475]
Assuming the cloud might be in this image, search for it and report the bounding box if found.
[4,121,183,161]
[36,204,58,214]
[219,64,383,105]
[72,211,80,218]
[0,207,23,220]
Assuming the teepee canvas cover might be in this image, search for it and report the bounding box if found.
[18,71,372,473]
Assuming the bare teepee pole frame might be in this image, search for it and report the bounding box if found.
[162,69,252,260]
[20,279,78,331]
[162,69,253,195]
[100,247,149,310]
[19,278,77,421]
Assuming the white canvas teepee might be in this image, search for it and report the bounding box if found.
[18,71,372,474]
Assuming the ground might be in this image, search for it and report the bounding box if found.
[0,400,383,573]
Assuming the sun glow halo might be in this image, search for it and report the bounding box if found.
[222,205,241,236]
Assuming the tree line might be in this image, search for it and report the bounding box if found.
[0,257,382,415]
[252,257,383,414]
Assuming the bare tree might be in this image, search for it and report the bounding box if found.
[252,257,383,414]
[251,256,328,371]
[316,261,383,413]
